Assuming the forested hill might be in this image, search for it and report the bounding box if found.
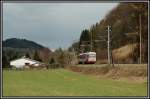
[3,38,44,49]
[69,2,148,63]
[89,2,148,50]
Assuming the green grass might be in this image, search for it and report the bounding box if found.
[3,69,147,96]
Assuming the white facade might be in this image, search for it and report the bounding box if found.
[10,57,41,68]
[87,52,96,62]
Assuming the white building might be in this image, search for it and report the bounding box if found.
[10,56,44,68]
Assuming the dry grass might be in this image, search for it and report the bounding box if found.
[67,64,147,79]
[112,43,138,60]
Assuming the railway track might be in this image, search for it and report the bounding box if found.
[72,64,147,67]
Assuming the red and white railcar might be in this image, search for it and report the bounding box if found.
[78,52,96,64]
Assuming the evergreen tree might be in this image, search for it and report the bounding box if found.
[33,50,42,62]
[79,29,91,52]
[49,57,55,64]
[2,55,9,68]
[25,52,31,58]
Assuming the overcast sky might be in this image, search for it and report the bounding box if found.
[3,3,118,50]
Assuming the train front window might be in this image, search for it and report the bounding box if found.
[89,54,96,58]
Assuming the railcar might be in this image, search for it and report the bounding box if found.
[78,52,96,64]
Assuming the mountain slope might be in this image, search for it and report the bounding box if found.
[70,2,148,63]
[3,38,44,49]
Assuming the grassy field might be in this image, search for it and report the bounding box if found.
[3,69,147,96]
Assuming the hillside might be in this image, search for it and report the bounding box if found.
[112,43,139,63]
[69,2,148,63]
[3,38,44,49]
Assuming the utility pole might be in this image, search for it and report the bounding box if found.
[107,26,111,65]
[72,48,75,57]
[72,47,76,64]
[139,13,142,64]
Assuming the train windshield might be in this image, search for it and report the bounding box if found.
[89,54,96,58]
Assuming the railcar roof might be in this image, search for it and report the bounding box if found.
[79,51,96,55]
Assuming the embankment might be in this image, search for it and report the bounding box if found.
[66,64,147,81]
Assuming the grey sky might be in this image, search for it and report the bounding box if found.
[3,3,118,50]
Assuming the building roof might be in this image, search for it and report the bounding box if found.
[10,56,43,64]
[79,52,96,55]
